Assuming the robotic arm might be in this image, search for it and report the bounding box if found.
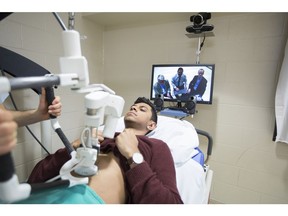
[0,13,125,203]
[56,25,125,179]
[45,15,125,179]
[85,91,125,139]
[60,91,124,178]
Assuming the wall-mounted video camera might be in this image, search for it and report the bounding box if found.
[186,12,214,34]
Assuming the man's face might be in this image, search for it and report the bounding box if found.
[198,69,204,76]
[124,102,153,129]
[177,69,183,76]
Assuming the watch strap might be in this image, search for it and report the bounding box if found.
[127,157,134,166]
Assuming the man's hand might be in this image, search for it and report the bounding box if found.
[37,88,62,120]
[115,129,140,159]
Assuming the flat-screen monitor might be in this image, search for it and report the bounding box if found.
[150,64,215,104]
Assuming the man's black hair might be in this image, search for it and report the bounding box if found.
[134,97,158,124]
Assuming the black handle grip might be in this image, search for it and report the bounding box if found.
[0,153,15,182]
[55,128,75,154]
[45,87,74,154]
[45,87,56,119]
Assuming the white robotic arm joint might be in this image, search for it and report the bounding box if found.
[85,91,125,139]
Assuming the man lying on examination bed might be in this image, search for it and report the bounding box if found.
[26,97,183,204]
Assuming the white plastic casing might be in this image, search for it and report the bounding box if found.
[0,77,11,94]
[84,91,125,138]
[59,30,89,89]
[74,147,98,176]
[0,175,31,203]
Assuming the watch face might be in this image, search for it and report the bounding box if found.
[133,152,144,164]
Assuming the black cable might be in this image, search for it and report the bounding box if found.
[200,35,206,51]
[52,12,67,31]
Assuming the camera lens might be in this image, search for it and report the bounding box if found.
[193,14,204,26]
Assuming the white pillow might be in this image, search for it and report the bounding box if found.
[115,115,199,166]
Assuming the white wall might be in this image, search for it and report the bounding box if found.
[1,12,288,204]
[102,13,288,204]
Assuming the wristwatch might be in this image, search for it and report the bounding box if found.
[127,152,144,166]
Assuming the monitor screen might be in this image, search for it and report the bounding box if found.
[150,64,215,104]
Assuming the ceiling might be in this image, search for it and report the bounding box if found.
[82,12,200,29]
[81,12,239,30]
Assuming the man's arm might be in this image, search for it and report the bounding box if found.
[27,138,83,183]
[187,76,197,92]
[171,79,176,89]
[125,137,183,204]
[183,75,187,87]
[199,79,207,96]
[0,88,61,127]
[5,107,40,128]
[153,83,159,95]
[27,148,70,183]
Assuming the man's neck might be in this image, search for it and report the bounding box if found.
[124,127,147,136]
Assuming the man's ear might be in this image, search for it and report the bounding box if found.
[147,120,157,131]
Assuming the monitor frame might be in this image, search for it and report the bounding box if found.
[150,64,215,105]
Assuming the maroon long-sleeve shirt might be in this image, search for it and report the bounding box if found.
[28,135,183,204]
